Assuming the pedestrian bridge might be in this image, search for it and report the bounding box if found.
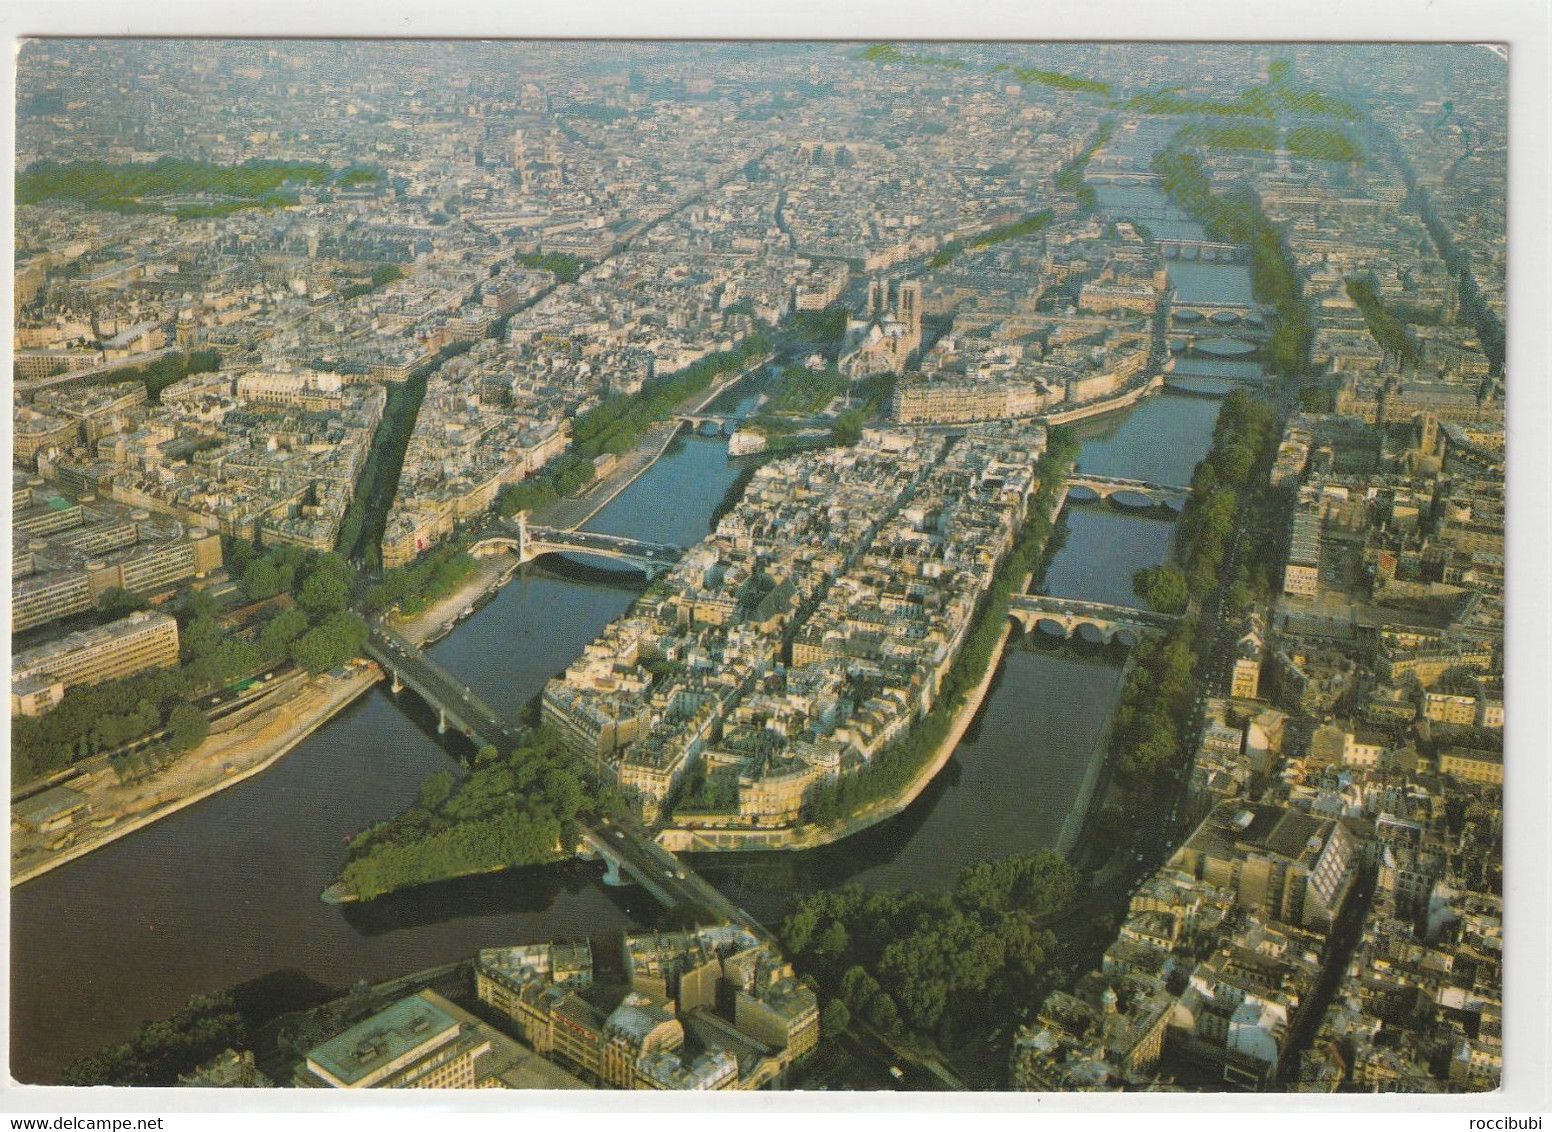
[470,516,685,579]
[1064,473,1191,510]
[1008,594,1181,645]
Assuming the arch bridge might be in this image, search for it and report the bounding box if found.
[1008,594,1180,645]
[1087,170,1163,186]
[1064,473,1191,510]
[676,413,734,431]
[1158,238,1250,263]
[472,516,685,579]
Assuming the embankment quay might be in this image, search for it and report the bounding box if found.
[532,354,770,533]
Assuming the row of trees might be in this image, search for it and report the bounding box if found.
[1110,391,1282,791]
[800,429,1080,827]
[337,728,593,900]
[361,543,478,617]
[929,210,1055,269]
[10,663,208,785]
[781,851,1081,1048]
[87,348,222,402]
[1346,275,1421,366]
[58,991,248,1087]
[494,329,772,519]
[1152,147,1314,380]
[1054,121,1116,212]
[336,341,474,567]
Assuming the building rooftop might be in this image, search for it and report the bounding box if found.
[304,995,459,1087]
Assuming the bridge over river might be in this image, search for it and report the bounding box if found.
[1064,473,1191,511]
[364,622,766,937]
[470,515,685,578]
[1009,593,1181,645]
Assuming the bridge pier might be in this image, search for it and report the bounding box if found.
[437,707,447,735]
[390,669,402,695]
[601,855,624,886]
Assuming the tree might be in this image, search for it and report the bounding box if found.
[821,999,851,1037]
[243,558,281,600]
[866,993,904,1037]
[258,605,309,659]
[166,703,209,753]
[419,770,454,812]
[97,587,148,620]
[298,567,351,617]
[1132,565,1189,614]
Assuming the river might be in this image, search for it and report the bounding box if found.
[11,166,1256,1085]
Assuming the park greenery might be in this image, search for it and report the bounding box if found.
[335,728,596,900]
[995,63,1112,97]
[759,365,849,418]
[800,428,1079,828]
[362,543,479,617]
[514,250,586,284]
[929,210,1054,269]
[1285,124,1365,164]
[1153,147,1313,380]
[1178,122,1278,153]
[855,44,1112,97]
[780,851,1081,1048]
[1125,63,1359,122]
[338,263,405,301]
[774,303,851,361]
[749,369,896,453]
[854,43,966,71]
[83,348,223,402]
[12,544,367,786]
[16,158,384,219]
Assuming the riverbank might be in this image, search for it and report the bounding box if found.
[11,665,382,887]
[1054,650,1137,860]
[387,549,522,648]
[663,613,1020,855]
[1041,372,1165,427]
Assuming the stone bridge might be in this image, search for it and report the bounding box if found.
[1157,238,1250,264]
[1064,473,1191,511]
[676,413,735,432]
[1008,594,1181,645]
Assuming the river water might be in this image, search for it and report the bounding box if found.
[11,171,1256,1085]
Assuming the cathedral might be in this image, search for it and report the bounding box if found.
[837,277,923,379]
